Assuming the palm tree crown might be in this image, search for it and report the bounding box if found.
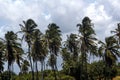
[46,23,62,56]
[99,36,120,67]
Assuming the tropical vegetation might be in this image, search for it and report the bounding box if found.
[0,17,120,80]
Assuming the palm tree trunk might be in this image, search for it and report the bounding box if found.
[84,53,88,80]
[41,61,44,80]
[80,53,83,80]
[35,61,38,80]
[28,44,34,80]
[43,61,45,71]
[55,64,62,80]
[53,66,57,80]
[8,65,11,80]
[11,64,14,80]
[103,56,107,80]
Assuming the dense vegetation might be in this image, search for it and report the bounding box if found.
[0,17,120,80]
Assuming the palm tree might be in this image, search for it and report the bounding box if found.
[19,19,37,80]
[48,54,57,79]
[111,23,120,44]
[31,29,42,80]
[0,31,23,79]
[39,35,48,80]
[63,33,82,80]
[65,33,79,61]
[77,17,98,80]
[0,41,5,80]
[61,47,74,74]
[0,41,5,74]
[46,23,62,80]
[98,36,120,79]
[31,29,48,80]
[5,31,15,74]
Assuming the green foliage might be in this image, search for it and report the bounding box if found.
[87,61,118,80]
[88,61,105,79]
[1,71,16,80]
[0,17,120,80]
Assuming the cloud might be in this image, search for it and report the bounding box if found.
[83,0,120,41]
[0,0,120,73]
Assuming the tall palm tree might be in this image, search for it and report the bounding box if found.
[39,35,48,80]
[46,23,62,80]
[77,17,98,80]
[98,36,120,79]
[31,29,42,80]
[63,33,82,80]
[31,29,48,80]
[19,19,37,80]
[0,31,23,79]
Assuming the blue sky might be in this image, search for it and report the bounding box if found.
[0,0,120,73]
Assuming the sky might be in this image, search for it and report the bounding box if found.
[0,0,120,73]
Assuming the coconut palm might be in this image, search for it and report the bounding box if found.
[19,19,37,80]
[61,47,74,74]
[31,29,48,80]
[46,23,62,80]
[31,29,42,80]
[0,31,23,79]
[77,17,98,80]
[65,33,79,61]
[63,33,82,79]
[98,36,120,67]
[98,36,120,79]
[48,54,57,79]
[39,35,48,80]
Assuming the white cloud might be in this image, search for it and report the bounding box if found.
[0,0,120,72]
[0,0,119,43]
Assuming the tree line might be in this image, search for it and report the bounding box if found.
[0,17,120,80]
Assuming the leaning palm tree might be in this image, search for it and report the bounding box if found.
[19,19,37,80]
[98,36,120,79]
[46,23,62,80]
[77,17,98,80]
